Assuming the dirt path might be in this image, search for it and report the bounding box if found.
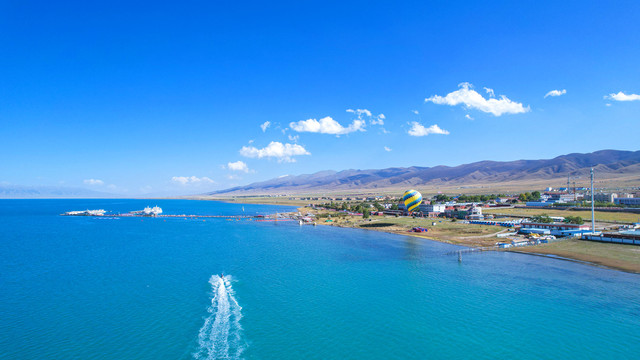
[456,228,510,239]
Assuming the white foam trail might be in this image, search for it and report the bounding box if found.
[194,275,245,360]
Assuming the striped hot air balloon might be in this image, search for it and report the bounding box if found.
[403,189,422,213]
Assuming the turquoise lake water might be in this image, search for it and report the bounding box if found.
[1,199,639,359]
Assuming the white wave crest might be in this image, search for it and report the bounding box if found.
[193,275,245,360]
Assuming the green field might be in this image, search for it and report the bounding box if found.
[311,211,506,246]
[516,239,640,273]
[484,207,640,223]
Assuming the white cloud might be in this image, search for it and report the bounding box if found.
[248,139,254,144]
[240,141,310,162]
[288,134,299,142]
[278,174,289,178]
[347,108,385,125]
[412,110,419,115]
[84,179,104,185]
[408,122,450,136]
[483,87,495,97]
[260,121,271,132]
[346,108,372,117]
[227,160,250,173]
[465,114,474,120]
[384,146,392,152]
[605,91,640,101]
[171,176,214,185]
[425,82,530,116]
[371,114,385,125]
[605,103,612,107]
[289,116,365,135]
[544,89,567,98]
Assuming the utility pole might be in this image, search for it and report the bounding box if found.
[591,168,595,233]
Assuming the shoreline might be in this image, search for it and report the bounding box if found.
[320,219,640,274]
[200,198,640,274]
[297,208,640,274]
[505,250,635,273]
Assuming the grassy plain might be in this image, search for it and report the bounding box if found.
[484,207,640,223]
[309,210,506,247]
[515,239,640,273]
[197,196,312,206]
[198,197,640,273]
[304,207,640,273]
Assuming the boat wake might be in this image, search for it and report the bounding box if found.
[193,275,245,360]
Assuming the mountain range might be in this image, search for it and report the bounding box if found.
[0,185,120,199]
[211,150,640,195]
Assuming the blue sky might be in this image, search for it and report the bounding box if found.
[1,1,639,195]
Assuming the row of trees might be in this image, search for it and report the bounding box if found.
[530,214,553,223]
[552,201,623,208]
[434,193,510,203]
[321,201,399,212]
[322,191,547,209]
[530,214,584,224]
[517,191,541,202]
[320,201,377,218]
[563,216,585,224]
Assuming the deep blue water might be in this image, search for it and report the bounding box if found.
[1,199,639,359]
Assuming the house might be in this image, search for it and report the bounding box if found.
[593,193,618,203]
[419,203,446,213]
[544,192,574,202]
[444,205,470,219]
[519,228,551,235]
[520,222,590,236]
[526,201,554,207]
[583,232,640,245]
[467,206,484,220]
[614,198,640,206]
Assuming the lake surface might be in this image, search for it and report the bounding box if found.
[1,199,639,359]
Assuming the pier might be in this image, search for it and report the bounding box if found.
[60,206,300,220]
[61,213,265,219]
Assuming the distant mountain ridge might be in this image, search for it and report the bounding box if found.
[0,185,120,199]
[211,150,640,195]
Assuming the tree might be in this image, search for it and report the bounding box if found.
[564,216,584,224]
[531,214,553,223]
[391,203,399,210]
[531,191,541,200]
[518,193,528,202]
[363,209,370,219]
[373,202,384,211]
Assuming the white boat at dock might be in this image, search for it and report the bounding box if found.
[64,209,107,216]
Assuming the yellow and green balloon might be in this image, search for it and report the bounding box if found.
[403,189,422,213]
